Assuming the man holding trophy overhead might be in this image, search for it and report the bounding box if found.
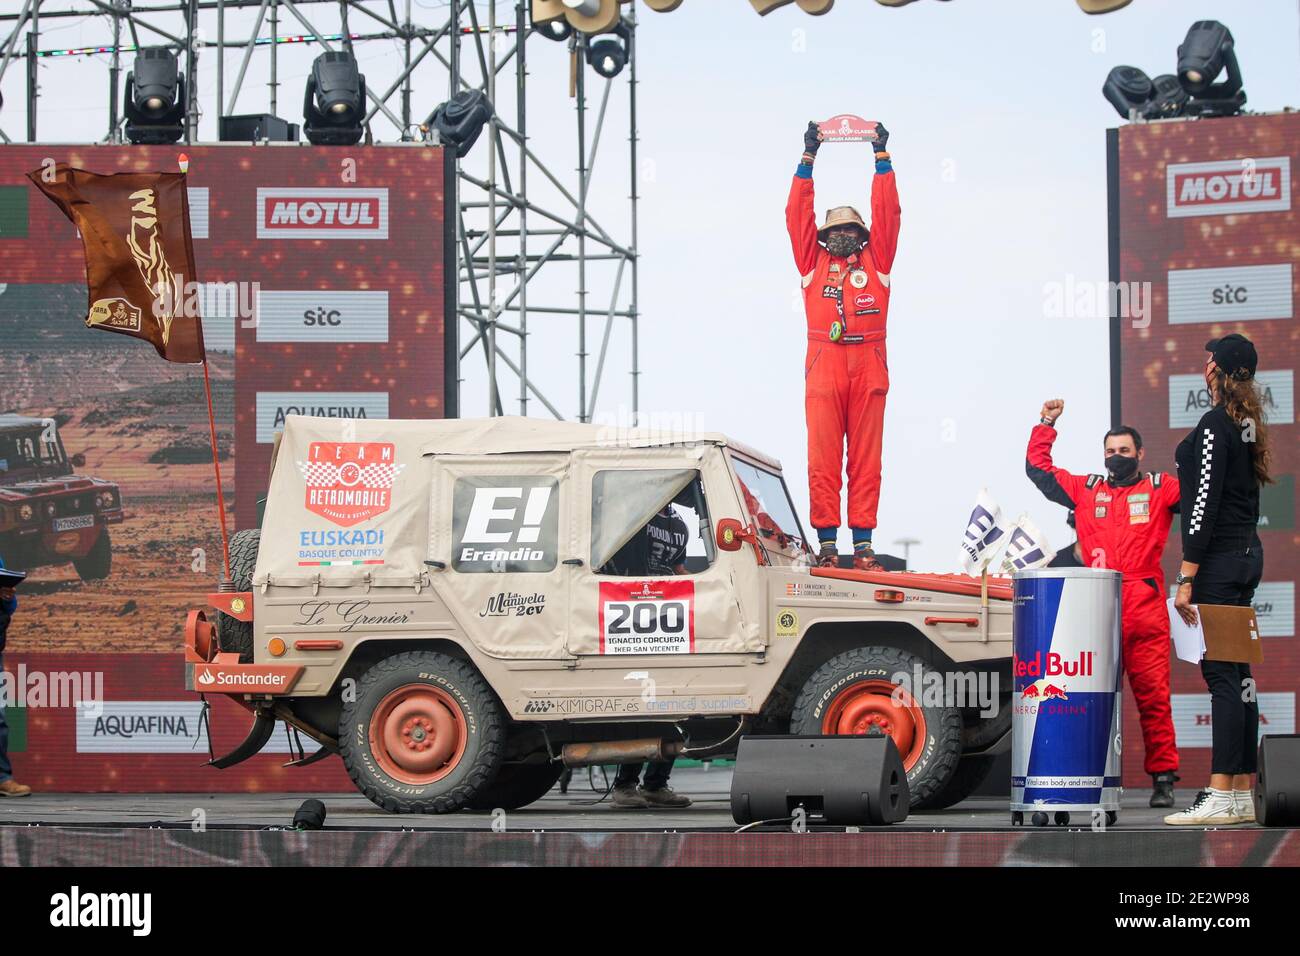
[786,118,900,570]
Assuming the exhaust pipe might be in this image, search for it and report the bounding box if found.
[561,738,684,768]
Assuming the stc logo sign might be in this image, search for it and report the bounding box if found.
[255,290,390,343]
[256,188,389,239]
[1167,264,1293,326]
[1166,158,1291,218]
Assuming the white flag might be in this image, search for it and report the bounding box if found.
[1000,515,1056,574]
[958,488,1010,575]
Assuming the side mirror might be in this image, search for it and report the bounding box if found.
[716,517,748,552]
[70,453,86,468]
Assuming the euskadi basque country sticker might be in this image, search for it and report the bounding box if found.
[296,441,405,527]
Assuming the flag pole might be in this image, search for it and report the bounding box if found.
[201,352,232,583]
[980,567,990,641]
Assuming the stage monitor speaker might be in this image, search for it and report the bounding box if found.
[220,113,300,143]
[1255,734,1300,827]
[730,734,909,826]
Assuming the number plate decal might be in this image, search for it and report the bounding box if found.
[53,514,95,532]
[598,580,695,655]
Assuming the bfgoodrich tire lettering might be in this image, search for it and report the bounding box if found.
[789,646,962,809]
[340,651,503,813]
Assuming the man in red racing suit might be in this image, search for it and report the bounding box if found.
[786,120,900,570]
[1026,398,1181,808]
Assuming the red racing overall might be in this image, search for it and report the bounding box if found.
[1026,424,1181,775]
[786,163,900,532]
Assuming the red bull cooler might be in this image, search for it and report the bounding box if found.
[1011,567,1122,824]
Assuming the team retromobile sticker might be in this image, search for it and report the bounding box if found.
[599,580,695,654]
[296,441,405,527]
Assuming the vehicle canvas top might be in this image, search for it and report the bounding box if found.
[256,414,742,589]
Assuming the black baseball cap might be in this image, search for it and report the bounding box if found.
[1205,333,1258,379]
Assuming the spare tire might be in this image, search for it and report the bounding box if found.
[215,528,260,663]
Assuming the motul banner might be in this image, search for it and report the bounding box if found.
[1110,111,1299,786]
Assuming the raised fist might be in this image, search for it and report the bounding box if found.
[804,121,823,155]
[873,121,890,151]
[1040,399,1065,424]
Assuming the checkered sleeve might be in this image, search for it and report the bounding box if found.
[1180,414,1229,563]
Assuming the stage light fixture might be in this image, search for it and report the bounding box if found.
[292,799,327,831]
[585,20,630,79]
[429,90,494,158]
[1176,21,1246,116]
[1101,65,1153,119]
[1142,74,1191,119]
[1177,21,1239,94]
[124,46,186,145]
[303,50,366,146]
[535,15,573,42]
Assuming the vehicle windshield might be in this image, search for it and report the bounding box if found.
[730,456,809,557]
[0,427,70,480]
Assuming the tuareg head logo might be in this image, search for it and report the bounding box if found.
[297,441,405,527]
[452,476,558,573]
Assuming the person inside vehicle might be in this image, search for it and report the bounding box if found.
[1026,399,1182,808]
[1165,334,1271,827]
[605,499,693,810]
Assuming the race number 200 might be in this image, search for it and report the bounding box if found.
[598,580,695,654]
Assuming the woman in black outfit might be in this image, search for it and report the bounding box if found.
[1165,334,1271,827]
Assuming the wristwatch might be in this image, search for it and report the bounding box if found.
[1175,572,1195,586]
[1039,417,1056,427]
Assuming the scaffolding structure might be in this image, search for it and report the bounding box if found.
[0,0,640,423]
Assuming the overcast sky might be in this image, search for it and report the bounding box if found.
[3,0,1297,571]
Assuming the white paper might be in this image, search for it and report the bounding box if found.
[1167,597,1205,664]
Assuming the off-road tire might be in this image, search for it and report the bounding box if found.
[214,528,259,662]
[72,528,112,581]
[467,759,564,811]
[790,646,963,810]
[340,651,503,813]
[921,754,999,811]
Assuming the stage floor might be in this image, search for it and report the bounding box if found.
[2,769,1295,866]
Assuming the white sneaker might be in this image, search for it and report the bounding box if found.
[1233,790,1255,824]
[1163,788,1242,826]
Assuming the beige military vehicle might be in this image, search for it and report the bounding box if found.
[185,415,1013,813]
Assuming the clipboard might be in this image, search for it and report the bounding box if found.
[1167,600,1262,665]
[1200,604,1263,664]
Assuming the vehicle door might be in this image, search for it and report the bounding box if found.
[426,453,571,659]
[566,445,764,657]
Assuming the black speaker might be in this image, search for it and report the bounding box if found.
[1255,734,1300,827]
[730,734,909,826]
[219,113,300,143]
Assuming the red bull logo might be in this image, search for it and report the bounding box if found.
[1019,678,1069,701]
[1013,650,1093,679]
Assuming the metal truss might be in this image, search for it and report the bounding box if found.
[0,0,640,423]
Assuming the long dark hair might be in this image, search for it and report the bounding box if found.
[1212,369,1273,486]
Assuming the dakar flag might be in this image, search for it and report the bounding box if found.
[27,164,204,363]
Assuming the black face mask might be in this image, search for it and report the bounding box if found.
[1105,454,1139,482]
[825,233,863,258]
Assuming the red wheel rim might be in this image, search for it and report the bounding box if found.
[821,678,927,770]
[368,683,468,786]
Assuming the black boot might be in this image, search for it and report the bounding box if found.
[1150,771,1178,808]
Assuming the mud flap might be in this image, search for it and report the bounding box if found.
[207,707,276,769]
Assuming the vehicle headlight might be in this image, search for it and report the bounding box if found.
[18,504,34,522]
